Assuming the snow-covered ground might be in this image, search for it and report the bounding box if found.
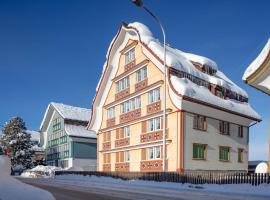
[0,155,55,200]
[21,165,62,178]
[53,174,270,198]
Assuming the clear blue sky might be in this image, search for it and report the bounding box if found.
[0,0,269,161]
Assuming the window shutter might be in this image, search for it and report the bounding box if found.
[103,154,107,163]
[161,118,163,129]
[141,148,146,160]
[120,152,124,162]
[107,154,111,163]
[120,128,124,139]
[219,121,222,133]
[103,132,106,143]
[116,129,119,139]
[161,147,163,159]
[107,132,111,141]
[203,117,207,130]
[116,152,119,163]
[227,123,230,135]
[142,121,146,133]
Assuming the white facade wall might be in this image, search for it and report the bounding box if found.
[183,111,249,171]
[69,158,97,171]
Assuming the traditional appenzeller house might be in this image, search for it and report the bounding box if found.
[88,22,261,172]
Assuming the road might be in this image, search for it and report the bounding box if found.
[19,177,270,200]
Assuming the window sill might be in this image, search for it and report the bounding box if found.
[192,158,206,161]
[219,159,230,162]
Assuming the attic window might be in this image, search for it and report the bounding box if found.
[202,65,216,75]
[125,48,135,65]
[216,89,223,98]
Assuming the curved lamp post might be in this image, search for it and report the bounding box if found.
[131,0,167,172]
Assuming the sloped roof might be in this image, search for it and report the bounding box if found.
[26,130,40,142]
[65,124,96,139]
[40,102,91,131]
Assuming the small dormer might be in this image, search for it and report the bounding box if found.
[191,61,216,75]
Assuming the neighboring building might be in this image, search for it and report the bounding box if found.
[88,22,261,172]
[40,102,97,170]
[243,38,270,172]
[248,160,268,173]
[243,38,270,95]
[26,130,45,165]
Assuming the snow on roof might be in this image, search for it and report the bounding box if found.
[51,102,91,122]
[128,22,248,98]
[65,124,96,139]
[243,38,270,80]
[26,130,40,142]
[170,76,261,120]
[32,145,44,152]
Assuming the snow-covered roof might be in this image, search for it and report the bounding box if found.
[32,144,44,152]
[128,22,248,98]
[65,124,96,139]
[243,38,270,80]
[40,102,91,131]
[51,102,91,122]
[26,130,40,142]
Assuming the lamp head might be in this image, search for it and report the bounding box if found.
[131,0,144,7]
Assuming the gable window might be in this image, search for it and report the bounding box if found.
[107,107,115,119]
[120,96,141,113]
[53,118,61,132]
[124,126,130,138]
[219,146,230,161]
[219,121,230,135]
[148,88,161,104]
[193,114,206,131]
[116,76,130,93]
[124,151,130,162]
[125,48,135,65]
[136,66,147,82]
[147,146,161,160]
[193,143,206,160]
[238,125,243,138]
[238,148,244,162]
[147,117,161,132]
[216,89,223,98]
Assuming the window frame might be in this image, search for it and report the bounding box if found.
[107,107,115,119]
[148,88,161,104]
[238,148,244,163]
[125,47,135,65]
[219,121,230,135]
[238,125,244,138]
[219,146,230,162]
[120,96,141,114]
[147,146,161,160]
[136,66,148,83]
[193,114,207,131]
[147,117,161,132]
[124,151,130,162]
[192,143,207,160]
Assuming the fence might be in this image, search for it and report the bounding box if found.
[55,171,270,186]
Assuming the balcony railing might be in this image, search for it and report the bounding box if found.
[115,138,130,148]
[119,108,141,124]
[115,162,130,172]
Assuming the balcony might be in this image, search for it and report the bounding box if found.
[103,164,111,171]
[120,108,141,124]
[115,162,130,172]
[115,137,130,148]
[140,160,163,172]
[102,142,111,151]
[115,88,130,101]
[106,118,115,128]
[147,101,161,115]
[135,79,148,92]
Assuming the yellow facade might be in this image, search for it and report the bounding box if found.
[97,39,182,172]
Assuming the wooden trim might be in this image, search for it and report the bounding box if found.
[147,101,161,115]
[135,78,148,92]
[104,80,163,109]
[115,162,130,172]
[106,118,116,128]
[115,88,130,101]
[119,108,141,124]
[112,60,149,82]
[120,40,138,54]
[192,143,207,160]
[115,137,130,148]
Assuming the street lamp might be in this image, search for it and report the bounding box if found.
[131,0,167,172]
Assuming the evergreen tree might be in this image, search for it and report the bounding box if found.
[1,117,33,170]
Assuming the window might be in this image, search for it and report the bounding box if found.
[147,146,161,160]
[120,96,141,113]
[193,114,206,131]
[107,107,115,119]
[53,118,61,132]
[124,126,130,138]
[216,89,223,98]
[238,148,244,162]
[136,66,147,82]
[219,146,230,161]
[219,121,230,135]
[125,48,135,64]
[148,88,161,104]
[147,117,161,132]
[238,126,243,138]
[116,76,130,93]
[193,144,206,160]
[124,151,130,162]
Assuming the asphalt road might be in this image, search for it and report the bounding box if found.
[19,178,270,200]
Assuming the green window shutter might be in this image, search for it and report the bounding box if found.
[193,144,197,158]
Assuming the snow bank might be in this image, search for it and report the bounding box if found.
[21,165,62,178]
[170,76,261,120]
[243,38,270,80]
[0,156,54,200]
[56,174,270,197]
[255,162,269,174]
